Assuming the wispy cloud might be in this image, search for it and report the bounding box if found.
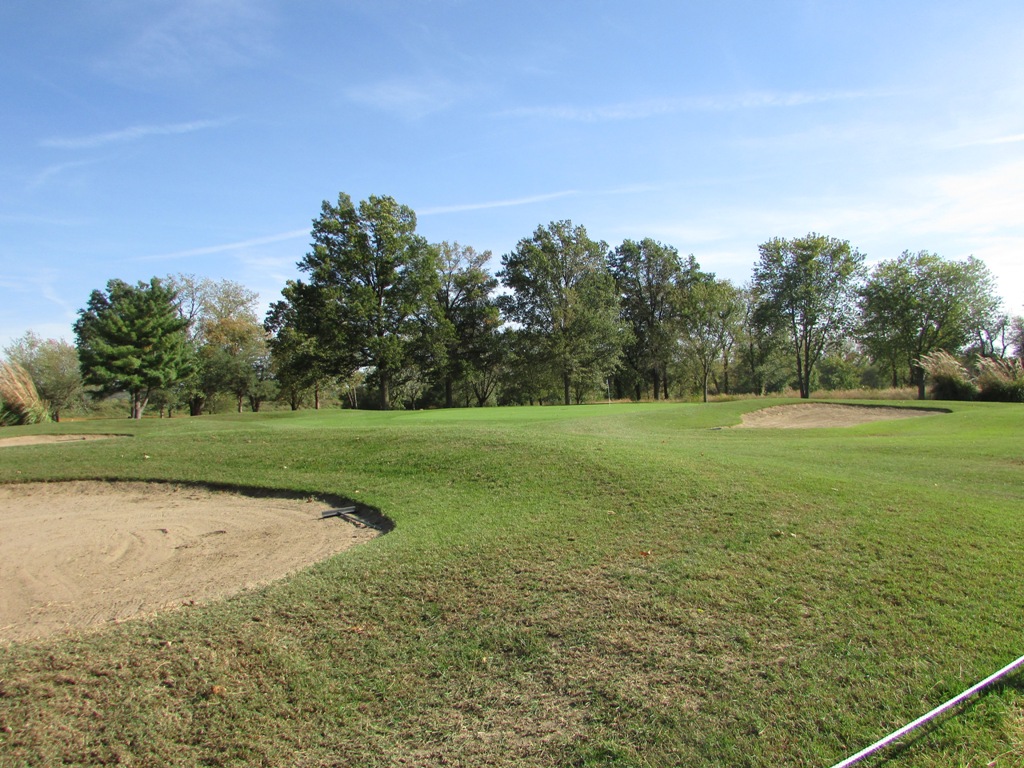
[499,89,880,122]
[0,268,83,347]
[345,76,468,119]
[420,184,659,216]
[954,132,1024,148]
[419,191,580,215]
[28,158,103,189]
[137,229,308,262]
[41,119,231,150]
[96,0,274,81]
[0,269,78,315]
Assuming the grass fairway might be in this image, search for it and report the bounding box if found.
[1,400,1022,767]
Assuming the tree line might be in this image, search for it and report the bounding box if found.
[4,191,1020,422]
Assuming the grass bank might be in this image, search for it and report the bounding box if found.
[1,400,1022,766]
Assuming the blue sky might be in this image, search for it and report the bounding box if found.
[3,1,1023,350]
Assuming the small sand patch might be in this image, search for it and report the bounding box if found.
[0,481,379,643]
[736,403,941,429]
[0,434,128,448]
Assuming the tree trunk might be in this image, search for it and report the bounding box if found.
[380,376,391,410]
[190,397,204,416]
[652,367,660,400]
[131,392,147,419]
[796,347,809,398]
[444,376,454,409]
[562,371,571,406]
[314,382,321,410]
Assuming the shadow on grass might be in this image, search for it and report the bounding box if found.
[853,673,1024,767]
[159,480,395,534]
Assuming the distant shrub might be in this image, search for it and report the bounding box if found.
[975,357,1024,403]
[916,351,1024,402]
[917,351,978,401]
[0,361,52,425]
[976,379,1024,402]
[931,377,979,401]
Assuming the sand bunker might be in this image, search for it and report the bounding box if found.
[0,434,128,448]
[737,402,941,429]
[0,481,379,643]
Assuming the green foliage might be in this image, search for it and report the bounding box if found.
[2,331,83,421]
[858,251,1003,398]
[1011,315,1024,358]
[976,378,1024,403]
[169,275,273,415]
[265,285,335,410]
[610,239,693,399]
[678,273,744,402]
[499,220,625,405]
[917,350,978,400]
[284,193,440,410]
[495,328,558,405]
[975,356,1024,403]
[73,278,191,419]
[735,284,791,395]
[752,233,866,399]
[432,242,502,408]
[814,348,866,391]
[918,351,1024,402]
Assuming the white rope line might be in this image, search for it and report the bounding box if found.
[829,653,1024,768]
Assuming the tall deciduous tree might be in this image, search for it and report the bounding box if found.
[265,285,334,410]
[289,193,439,410]
[434,241,501,407]
[737,283,790,395]
[170,275,271,415]
[610,239,694,400]
[677,275,743,402]
[198,279,269,413]
[858,251,1003,398]
[74,278,190,419]
[752,233,865,399]
[3,332,83,421]
[499,221,624,406]
[1011,316,1024,360]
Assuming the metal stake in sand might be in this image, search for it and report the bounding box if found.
[829,653,1024,768]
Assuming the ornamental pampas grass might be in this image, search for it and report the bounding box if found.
[916,350,977,401]
[975,355,1024,403]
[0,361,51,425]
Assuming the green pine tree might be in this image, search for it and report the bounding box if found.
[74,278,191,419]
